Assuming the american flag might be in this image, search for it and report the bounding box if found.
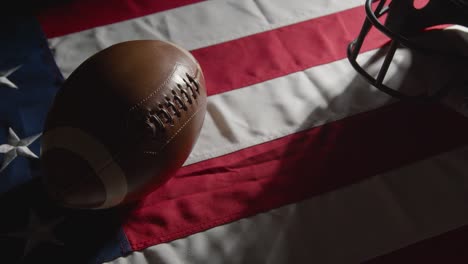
[1,0,468,263]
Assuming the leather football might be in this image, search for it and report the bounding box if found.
[40,40,207,209]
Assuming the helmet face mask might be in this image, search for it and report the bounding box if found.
[348,0,468,101]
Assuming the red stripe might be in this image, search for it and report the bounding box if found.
[193,6,387,96]
[37,0,205,38]
[365,225,468,263]
[122,102,468,250]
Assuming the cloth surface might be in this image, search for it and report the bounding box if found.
[0,1,468,263]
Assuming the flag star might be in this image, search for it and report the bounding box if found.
[5,210,64,258]
[0,127,41,173]
[0,65,22,89]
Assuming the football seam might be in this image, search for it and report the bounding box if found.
[143,99,205,156]
[141,69,201,135]
[128,62,192,112]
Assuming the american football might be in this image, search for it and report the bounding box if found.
[40,40,207,209]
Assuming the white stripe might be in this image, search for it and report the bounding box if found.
[41,127,128,209]
[108,144,468,263]
[48,0,363,78]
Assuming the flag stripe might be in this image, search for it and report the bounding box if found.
[110,144,468,263]
[47,0,364,78]
[123,102,468,250]
[37,0,205,38]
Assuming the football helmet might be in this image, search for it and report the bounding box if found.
[348,0,468,101]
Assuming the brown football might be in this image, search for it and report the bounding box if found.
[40,40,207,209]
